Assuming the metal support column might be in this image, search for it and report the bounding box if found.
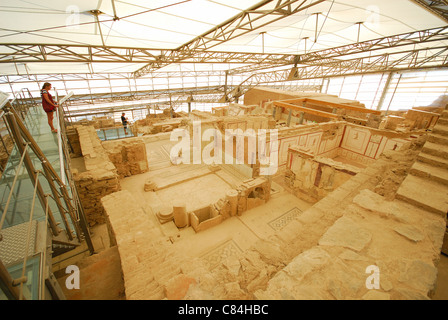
[224,70,228,102]
[377,72,394,111]
[385,73,402,116]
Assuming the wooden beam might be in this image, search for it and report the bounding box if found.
[272,97,381,115]
[273,101,338,119]
[305,98,382,115]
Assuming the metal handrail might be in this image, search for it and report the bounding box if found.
[54,90,66,185]
[0,89,95,299]
[54,89,94,252]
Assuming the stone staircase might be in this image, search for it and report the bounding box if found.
[101,189,185,300]
[136,241,183,300]
[396,108,448,253]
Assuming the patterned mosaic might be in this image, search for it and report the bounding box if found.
[268,207,302,231]
[201,239,242,270]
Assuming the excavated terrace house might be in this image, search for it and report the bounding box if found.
[0,0,447,302]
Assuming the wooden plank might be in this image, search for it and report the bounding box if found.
[273,101,338,119]
[273,97,381,115]
[305,98,382,115]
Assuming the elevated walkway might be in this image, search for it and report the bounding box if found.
[0,93,93,300]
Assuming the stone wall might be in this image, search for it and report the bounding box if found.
[66,126,82,157]
[254,149,446,300]
[405,109,440,130]
[179,148,445,300]
[72,126,152,225]
[102,137,149,178]
[255,188,446,299]
[101,190,184,300]
[285,146,360,202]
[74,169,121,226]
[188,177,271,233]
[68,116,117,129]
[73,125,120,226]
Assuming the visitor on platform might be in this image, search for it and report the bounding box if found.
[121,112,128,135]
[41,82,58,133]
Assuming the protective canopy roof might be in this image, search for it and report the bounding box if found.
[0,0,447,75]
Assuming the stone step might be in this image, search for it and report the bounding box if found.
[441,110,448,119]
[145,252,166,266]
[145,285,165,300]
[428,133,448,145]
[395,174,448,217]
[152,258,180,277]
[438,117,448,126]
[422,141,448,159]
[433,124,448,136]
[144,248,175,267]
[130,283,165,300]
[409,161,448,186]
[144,278,160,293]
[417,153,448,168]
[153,266,181,284]
[151,256,175,271]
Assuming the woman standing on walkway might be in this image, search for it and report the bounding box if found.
[41,82,58,133]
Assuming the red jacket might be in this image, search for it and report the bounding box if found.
[41,89,56,112]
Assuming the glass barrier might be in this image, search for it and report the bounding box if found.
[97,125,135,141]
[0,90,85,300]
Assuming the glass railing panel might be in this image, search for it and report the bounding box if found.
[97,126,129,141]
[5,254,41,300]
[0,106,75,230]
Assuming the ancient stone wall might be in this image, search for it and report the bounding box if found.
[67,116,117,129]
[184,148,445,300]
[74,169,121,226]
[73,125,120,226]
[188,178,271,233]
[405,109,440,130]
[285,147,360,203]
[66,126,82,157]
[101,143,446,300]
[101,190,182,300]
[102,137,149,178]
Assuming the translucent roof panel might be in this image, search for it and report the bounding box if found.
[157,63,252,73]
[0,0,260,48]
[210,0,447,53]
[0,0,446,76]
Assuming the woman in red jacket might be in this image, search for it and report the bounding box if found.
[41,82,58,133]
